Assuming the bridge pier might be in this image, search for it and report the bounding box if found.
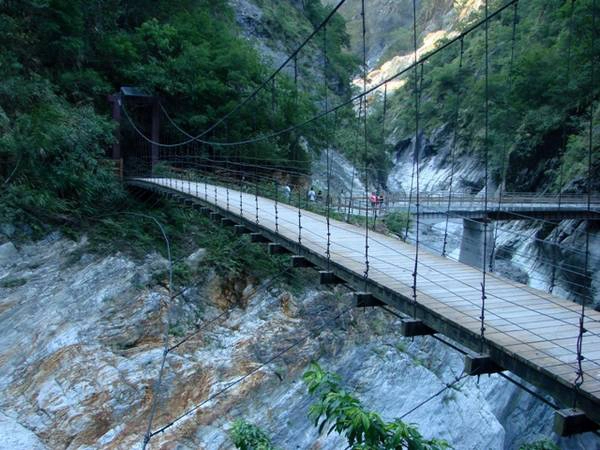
[459,219,494,269]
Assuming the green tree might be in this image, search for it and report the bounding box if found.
[381,0,599,191]
[1,0,356,230]
[303,362,451,450]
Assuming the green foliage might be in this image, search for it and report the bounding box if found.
[382,0,600,191]
[519,439,560,450]
[87,195,289,283]
[383,212,410,237]
[331,99,393,187]
[303,362,451,449]
[0,73,124,232]
[0,0,358,232]
[230,419,278,450]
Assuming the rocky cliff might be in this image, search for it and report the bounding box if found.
[1,234,598,449]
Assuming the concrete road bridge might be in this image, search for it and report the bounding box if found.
[339,192,600,221]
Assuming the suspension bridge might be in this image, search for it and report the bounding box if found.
[103,0,600,445]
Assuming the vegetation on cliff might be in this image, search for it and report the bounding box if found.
[384,0,599,192]
[230,363,561,449]
[0,0,354,235]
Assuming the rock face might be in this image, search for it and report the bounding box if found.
[323,0,458,67]
[311,147,366,198]
[385,124,599,309]
[387,127,486,194]
[1,234,599,449]
[0,412,47,450]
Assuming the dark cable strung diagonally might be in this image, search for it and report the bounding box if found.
[410,0,422,320]
[130,0,351,149]
[479,0,490,355]
[488,0,519,273]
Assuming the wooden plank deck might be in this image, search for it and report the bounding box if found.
[133,177,600,426]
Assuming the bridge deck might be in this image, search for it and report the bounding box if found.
[133,178,600,425]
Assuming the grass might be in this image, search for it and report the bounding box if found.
[84,192,304,294]
[395,340,408,353]
[383,211,411,237]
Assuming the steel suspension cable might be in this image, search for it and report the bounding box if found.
[324,24,332,269]
[238,146,244,218]
[134,214,172,450]
[403,65,424,243]
[294,54,299,104]
[411,0,421,318]
[399,372,468,419]
[138,0,349,148]
[489,1,519,271]
[347,97,362,222]
[271,77,276,129]
[373,83,388,231]
[480,0,490,354]
[361,0,370,285]
[404,146,416,241]
[442,38,465,257]
[297,188,303,251]
[225,123,230,211]
[550,0,576,294]
[275,178,279,233]
[558,0,576,212]
[255,181,260,225]
[123,0,521,151]
[575,0,597,395]
[326,114,335,268]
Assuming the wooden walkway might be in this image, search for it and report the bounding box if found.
[132,177,600,428]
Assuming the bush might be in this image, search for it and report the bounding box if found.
[384,211,411,236]
[0,77,124,233]
[230,420,278,450]
[303,362,451,449]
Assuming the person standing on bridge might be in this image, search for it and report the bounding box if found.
[317,190,323,203]
[337,189,345,211]
[283,184,291,202]
[377,192,384,211]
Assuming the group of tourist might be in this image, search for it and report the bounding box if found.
[279,184,386,211]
